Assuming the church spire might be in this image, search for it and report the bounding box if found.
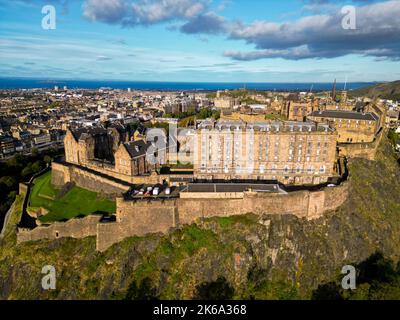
[332,79,337,101]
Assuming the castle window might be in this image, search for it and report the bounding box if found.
[284,165,289,173]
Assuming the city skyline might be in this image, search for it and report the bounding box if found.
[1,0,400,82]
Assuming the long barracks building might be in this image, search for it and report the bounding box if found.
[193,119,339,185]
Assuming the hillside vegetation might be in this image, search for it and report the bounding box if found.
[0,137,399,299]
[349,80,400,100]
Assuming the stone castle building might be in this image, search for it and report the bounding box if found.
[193,119,338,185]
[64,124,166,183]
[284,98,320,122]
[307,110,380,143]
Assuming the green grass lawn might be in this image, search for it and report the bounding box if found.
[29,171,116,223]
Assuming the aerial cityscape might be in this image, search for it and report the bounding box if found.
[1,0,400,307]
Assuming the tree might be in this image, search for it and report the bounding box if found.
[21,165,33,178]
[194,277,235,300]
[44,155,52,165]
[7,191,17,201]
[0,176,17,189]
[32,160,44,173]
[6,154,26,169]
[311,282,344,300]
[125,278,158,300]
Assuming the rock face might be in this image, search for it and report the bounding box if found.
[0,138,399,300]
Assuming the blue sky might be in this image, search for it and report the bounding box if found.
[0,0,400,82]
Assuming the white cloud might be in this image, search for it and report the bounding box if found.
[83,0,209,26]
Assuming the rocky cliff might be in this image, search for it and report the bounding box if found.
[0,137,399,300]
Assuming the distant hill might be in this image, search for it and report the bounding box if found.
[349,80,400,101]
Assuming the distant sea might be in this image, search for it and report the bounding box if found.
[0,78,377,91]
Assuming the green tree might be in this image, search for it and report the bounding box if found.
[32,160,44,173]
[125,278,158,300]
[6,154,26,169]
[7,191,17,201]
[194,277,235,300]
[0,176,17,189]
[44,155,52,165]
[21,164,33,179]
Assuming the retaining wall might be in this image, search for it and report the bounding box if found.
[17,165,349,252]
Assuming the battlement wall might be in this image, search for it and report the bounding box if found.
[17,165,349,252]
[17,215,101,243]
[52,162,130,197]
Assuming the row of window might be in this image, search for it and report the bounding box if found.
[199,164,327,174]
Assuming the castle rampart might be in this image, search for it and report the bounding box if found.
[17,215,101,243]
[16,181,348,251]
[96,182,348,251]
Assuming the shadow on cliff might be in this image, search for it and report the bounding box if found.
[312,252,400,300]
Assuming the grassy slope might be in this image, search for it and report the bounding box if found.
[29,171,116,222]
[0,137,399,300]
[349,80,400,100]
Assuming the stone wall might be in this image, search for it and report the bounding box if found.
[18,165,349,252]
[96,183,348,251]
[17,215,101,243]
[97,199,177,251]
[338,142,377,160]
[52,161,161,195]
[52,162,130,197]
[337,129,384,161]
[18,183,28,195]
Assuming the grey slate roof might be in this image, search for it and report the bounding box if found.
[185,183,283,193]
[309,110,378,121]
[70,127,107,141]
[124,140,151,158]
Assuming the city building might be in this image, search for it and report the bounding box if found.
[0,135,15,156]
[64,125,166,183]
[193,119,338,185]
[308,110,380,143]
[285,98,320,121]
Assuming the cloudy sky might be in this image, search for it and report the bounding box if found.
[0,0,400,82]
